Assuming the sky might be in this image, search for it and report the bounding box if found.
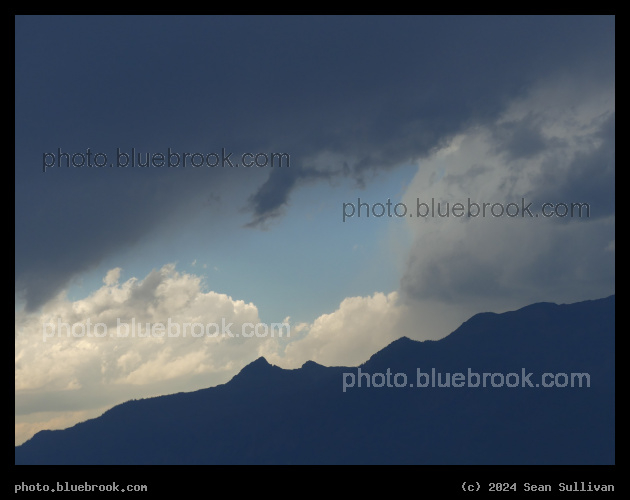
[15,15,615,445]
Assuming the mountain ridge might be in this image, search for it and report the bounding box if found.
[15,294,615,464]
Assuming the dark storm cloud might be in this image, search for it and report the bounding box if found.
[491,113,561,161]
[15,15,614,310]
[244,166,332,228]
[532,111,615,218]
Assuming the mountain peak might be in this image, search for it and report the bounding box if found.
[227,356,282,387]
[301,360,324,369]
[249,356,270,367]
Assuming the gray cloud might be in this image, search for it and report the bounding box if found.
[531,111,615,218]
[398,70,614,308]
[16,15,615,310]
[491,113,564,160]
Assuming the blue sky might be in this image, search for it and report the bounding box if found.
[61,163,417,325]
[15,15,614,445]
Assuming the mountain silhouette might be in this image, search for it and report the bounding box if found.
[15,295,614,464]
